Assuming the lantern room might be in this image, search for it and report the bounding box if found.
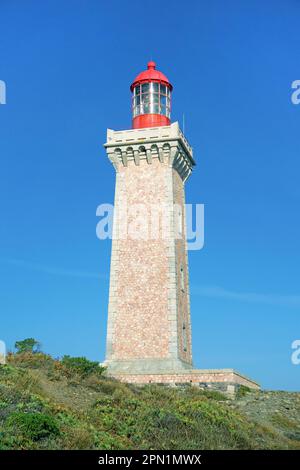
[130,61,172,129]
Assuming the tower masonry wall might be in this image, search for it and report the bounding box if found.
[104,123,195,374]
[112,159,172,361]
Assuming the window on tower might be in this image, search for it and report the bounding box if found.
[180,265,185,292]
[182,322,188,352]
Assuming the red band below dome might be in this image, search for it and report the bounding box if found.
[132,114,171,129]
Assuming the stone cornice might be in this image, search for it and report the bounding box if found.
[103,122,196,182]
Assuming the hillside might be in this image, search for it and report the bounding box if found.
[0,352,299,450]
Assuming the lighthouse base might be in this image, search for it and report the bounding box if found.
[104,357,193,375]
[105,369,260,397]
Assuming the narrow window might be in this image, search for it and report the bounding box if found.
[182,322,187,352]
[180,265,185,292]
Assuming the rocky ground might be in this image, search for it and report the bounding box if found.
[231,389,300,443]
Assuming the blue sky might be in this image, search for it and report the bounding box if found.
[1,0,299,390]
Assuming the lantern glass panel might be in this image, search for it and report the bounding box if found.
[150,82,159,93]
[142,93,150,104]
[161,95,167,107]
[143,103,150,114]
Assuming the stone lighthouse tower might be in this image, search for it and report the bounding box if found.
[104,61,195,375]
[102,61,260,392]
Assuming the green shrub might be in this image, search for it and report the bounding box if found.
[61,356,105,377]
[0,365,16,377]
[0,383,24,407]
[15,338,41,354]
[60,425,95,450]
[182,386,228,401]
[6,412,59,441]
[271,413,298,430]
[236,385,252,399]
[8,352,54,370]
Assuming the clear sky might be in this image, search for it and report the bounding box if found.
[1,0,299,390]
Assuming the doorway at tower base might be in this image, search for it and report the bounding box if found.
[105,369,260,397]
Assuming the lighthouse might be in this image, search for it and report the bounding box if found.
[104,61,194,375]
[103,62,259,392]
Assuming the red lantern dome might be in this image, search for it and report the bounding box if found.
[130,61,172,129]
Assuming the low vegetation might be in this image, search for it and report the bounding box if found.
[0,340,299,450]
